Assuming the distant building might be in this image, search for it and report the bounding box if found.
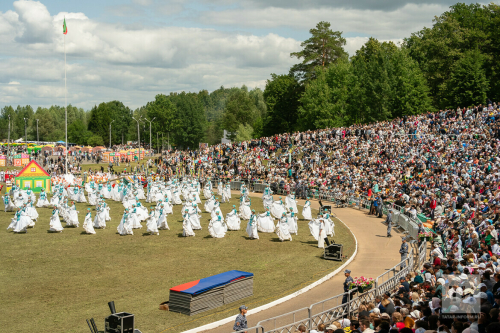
[221,130,232,144]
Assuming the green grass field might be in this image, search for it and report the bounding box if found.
[0,168,355,333]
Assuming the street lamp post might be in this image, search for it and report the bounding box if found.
[36,119,39,145]
[156,132,159,154]
[23,117,28,151]
[109,120,115,149]
[7,114,10,160]
[132,116,141,162]
[144,117,155,155]
[167,131,171,150]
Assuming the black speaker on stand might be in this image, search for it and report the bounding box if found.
[323,238,343,261]
[105,301,135,333]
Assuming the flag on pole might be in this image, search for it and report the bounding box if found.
[63,18,68,35]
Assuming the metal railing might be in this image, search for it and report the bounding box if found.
[257,242,424,333]
[254,200,427,333]
[233,325,265,333]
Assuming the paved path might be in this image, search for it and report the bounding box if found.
[200,194,404,332]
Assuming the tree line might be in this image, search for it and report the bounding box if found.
[0,2,498,148]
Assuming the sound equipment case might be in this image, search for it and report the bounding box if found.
[324,243,343,261]
[105,312,135,333]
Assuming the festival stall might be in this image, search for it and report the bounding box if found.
[13,153,29,167]
[14,160,52,193]
[0,155,5,167]
[82,146,92,153]
[92,146,105,154]
[102,152,116,163]
[41,146,54,155]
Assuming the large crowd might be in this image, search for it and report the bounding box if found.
[2,102,500,332]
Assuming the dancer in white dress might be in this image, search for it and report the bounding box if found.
[77,186,87,203]
[210,199,223,220]
[7,209,29,233]
[146,207,160,235]
[286,208,298,235]
[117,209,133,235]
[93,203,107,229]
[208,211,227,238]
[285,192,298,214]
[83,208,96,234]
[182,209,196,237]
[257,208,275,233]
[49,206,64,232]
[128,205,143,229]
[226,205,241,230]
[222,183,231,203]
[239,197,252,220]
[262,193,273,210]
[246,210,259,239]
[3,195,16,212]
[276,212,292,242]
[302,198,312,220]
[66,202,79,227]
[36,189,51,208]
[157,205,169,230]
[323,212,335,236]
[271,197,285,218]
[308,215,326,248]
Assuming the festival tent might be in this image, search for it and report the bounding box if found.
[41,146,55,155]
[13,153,29,167]
[81,146,92,153]
[169,270,254,316]
[14,160,51,193]
[0,155,5,167]
[92,146,105,153]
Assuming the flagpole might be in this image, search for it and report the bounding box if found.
[64,21,68,175]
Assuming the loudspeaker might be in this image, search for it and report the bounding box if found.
[324,237,331,247]
[105,312,135,333]
[324,243,343,261]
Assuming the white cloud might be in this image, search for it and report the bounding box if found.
[8,81,20,85]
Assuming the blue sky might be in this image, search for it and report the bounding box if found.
[0,0,494,111]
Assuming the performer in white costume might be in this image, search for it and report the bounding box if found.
[226,205,241,230]
[285,192,298,214]
[239,197,252,220]
[308,214,326,248]
[222,183,231,203]
[3,195,17,212]
[117,209,133,235]
[146,207,159,235]
[49,206,64,232]
[66,201,79,227]
[182,209,196,236]
[157,204,169,230]
[246,210,259,239]
[276,212,292,242]
[83,208,96,234]
[36,188,51,208]
[302,198,312,220]
[257,207,275,233]
[271,197,285,218]
[208,211,227,238]
[7,209,29,233]
[286,207,298,235]
[93,203,107,229]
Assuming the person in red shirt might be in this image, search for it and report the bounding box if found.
[430,196,437,220]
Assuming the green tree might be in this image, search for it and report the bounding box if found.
[298,59,352,130]
[87,134,104,146]
[447,49,489,107]
[144,94,178,150]
[290,21,348,81]
[235,123,254,142]
[170,92,206,149]
[263,74,303,136]
[68,121,91,145]
[222,89,257,141]
[87,101,132,146]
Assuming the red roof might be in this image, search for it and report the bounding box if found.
[16,160,50,178]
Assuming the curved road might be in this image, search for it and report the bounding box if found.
[196,194,404,333]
